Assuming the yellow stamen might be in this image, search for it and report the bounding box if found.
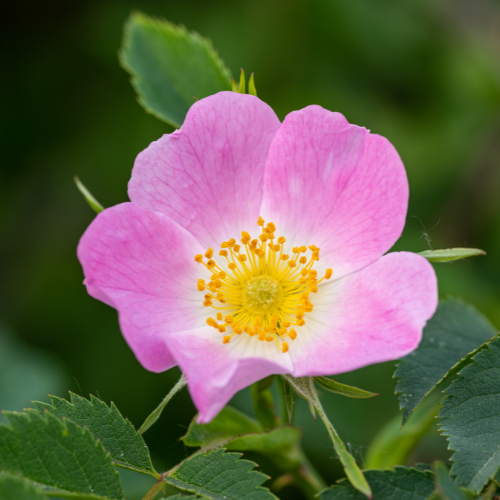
[196,219,326,352]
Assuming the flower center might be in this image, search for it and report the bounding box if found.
[243,276,283,313]
[194,217,332,353]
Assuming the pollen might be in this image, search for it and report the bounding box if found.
[194,218,332,353]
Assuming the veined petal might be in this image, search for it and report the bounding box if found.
[77,202,207,373]
[167,326,293,423]
[290,252,437,377]
[261,105,408,280]
[129,91,281,248]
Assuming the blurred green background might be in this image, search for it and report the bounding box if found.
[2,0,500,498]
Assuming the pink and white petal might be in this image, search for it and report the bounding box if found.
[129,92,282,249]
[289,252,437,377]
[167,326,294,423]
[77,202,209,373]
[261,105,408,280]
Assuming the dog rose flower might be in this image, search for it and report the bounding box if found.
[78,91,438,422]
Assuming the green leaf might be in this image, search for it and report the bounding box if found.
[0,472,48,500]
[438,336,500,492]
[182,406,261,449]
[139,374,186,435]
[418,248,485,263]
[365,395,438,470]
[33,392,157,476]
[248,73,257,96]
[74,176,104,214]
[314,376,379,399]
[252,375,279,431]
[283,376,371,498]
[434,462,468,500]
[318,466,435,500]
[0,410,123,499]
[120,12,232,128]
[395,298,497,426]
[164,448,276,499]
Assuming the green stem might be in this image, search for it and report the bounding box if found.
[141,477,166,500]
[291,451,327,499]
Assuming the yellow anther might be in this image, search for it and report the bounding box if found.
[223,336,231,344]
[277,236,286,244]
[194,254,203,263]
[296,319,305,326]
[281,254,289,261]
[207,259,216,268]
[309,245,319,251]
[258,331,266,341]
[281,342,289,353]
[225,315,233,323]
[301,269,308,277]
[309,270,318,277]
[254,317,262,327]
[218,271,227,279]
[302,291,310,300]
[197,280,205,291]
[228,262,236,270]
[283,321,291,328]
[325,268,333,279]
[300,246,307,253]
[296,310,304,320]
[233,244,241,253]
[257,217,265,226]
[205,248,214,259]
[251,239,259,245]
[259,234,268,242]
[216,312,223,321]
[203,300,212,307]
[218,325,226,333]
[244,326,252,334]
[219,249,228,257]
[265,336,274,342]
[234,326,243,334]
[299,256,307,265]
[256,249,265,258]
[288,260,296,268]
[207,317,218,328]
[289,329,297,340]
[292,247,300,254]
[238,254,247,262]
[312,251,320,261]
[266,222,276,232]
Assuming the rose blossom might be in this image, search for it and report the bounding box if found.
[78,91,437,422]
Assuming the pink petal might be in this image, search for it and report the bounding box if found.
[261,106,409,280]
[77,202,208,373]
[167,327,293,423]
[129,92,281,249]
[290,252,438,377]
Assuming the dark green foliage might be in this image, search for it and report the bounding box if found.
[439,337,500,492]
[182,406,261,449]
[164,448,276,499]
[120,12,232,128]
[0,410,123,499]
[318,467,435,500]
[395,299,497,425]
[0,472,47,500]
[34,393,156,476]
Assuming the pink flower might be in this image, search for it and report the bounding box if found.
[78,92,438,423]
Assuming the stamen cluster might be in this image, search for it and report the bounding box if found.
[194,218,332,353]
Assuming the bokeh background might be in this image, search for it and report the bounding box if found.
[2,0,500,498]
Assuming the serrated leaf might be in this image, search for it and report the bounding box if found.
[395,298,497,426]
[0,472,47,500]
[318,466,435,500]
[0,410,123,500]
[33,392,156,476]
[140,374,186,435]
[418,248,485,263]
[120,12,232,128]
[314,376,378,399]
[182,406,261,449]
[438,336,500,492]
[164,448,276,499]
